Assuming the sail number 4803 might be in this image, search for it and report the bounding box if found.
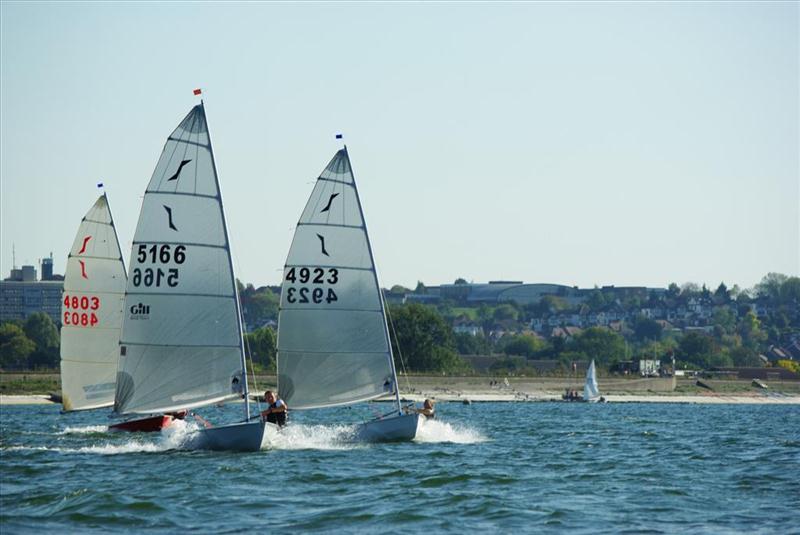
[63,294,100,327]
[285,267,338,304]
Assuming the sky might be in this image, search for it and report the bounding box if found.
[1,1,798,291]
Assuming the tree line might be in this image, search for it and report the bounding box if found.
[0,313,60,370]
[2,273,797,375]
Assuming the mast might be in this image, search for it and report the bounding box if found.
[200,100,251,421]
[342,146,403,415]
[103,190,128,280]
[105,189,129,412]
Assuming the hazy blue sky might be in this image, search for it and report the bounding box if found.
[1,1,797,290]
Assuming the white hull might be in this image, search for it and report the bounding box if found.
[192,420,274,452]
[356,412,420,442]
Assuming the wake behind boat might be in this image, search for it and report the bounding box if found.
[277,145,420,442]
[112,99,269,450]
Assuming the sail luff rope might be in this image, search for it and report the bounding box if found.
[200,101,251,422]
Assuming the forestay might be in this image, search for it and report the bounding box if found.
[60,194,127,411]
[115,104,244,415]
[278,148,397,410]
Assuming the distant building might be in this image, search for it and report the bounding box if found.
[38,253,63,281]
[405,294,441,305]
[550,326,583,339]
[0,260,64,325]
[431,281,667,307]
[453,318,483,336]
[382,288,406,306]
[438,281,586,306]
[637,359,661,377]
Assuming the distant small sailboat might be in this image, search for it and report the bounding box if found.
[583,359,603,403]
[277,146,419,441]
[60,193,127,412]
[112,101,271,450]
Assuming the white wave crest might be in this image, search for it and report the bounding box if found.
[75,440,165,454]
[57,425,108,435]
[5,441,164,455]
[264,423,362,451]
[414,419,488,444]
[159,417,203,450]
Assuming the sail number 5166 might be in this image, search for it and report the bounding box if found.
[133,244,186,288]
[136,244,186,264]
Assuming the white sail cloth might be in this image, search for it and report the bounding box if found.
[583,359,600,401]
[278,149,396,409]
[115,105,243,415]
[60,194,127,411]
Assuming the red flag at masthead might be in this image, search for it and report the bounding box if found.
[193,88,202,96]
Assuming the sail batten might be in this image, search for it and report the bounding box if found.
[296,222,365,229]
[60,194,127,412]
[114,104,245,416]
[277,148,398,411]
[144,190,219,200]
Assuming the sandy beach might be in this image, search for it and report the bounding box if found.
[1,394,56,405]
[398,392,800,404]
[4,390,799,406]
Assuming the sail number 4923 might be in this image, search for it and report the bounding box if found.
[132,244,186,288]
[285,267,338,304]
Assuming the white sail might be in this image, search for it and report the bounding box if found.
[60,194,127,411]
[277,148,397,410]
[115,104,245,415]
[583,359,600,401]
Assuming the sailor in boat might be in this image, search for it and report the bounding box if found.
[260,390,287,427]
[563,388,579,401]
[404,398,435,419]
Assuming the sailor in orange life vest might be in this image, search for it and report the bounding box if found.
[404,398,435,419]
[260,390,287,427]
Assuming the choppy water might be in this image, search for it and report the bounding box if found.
[1,402,799,533]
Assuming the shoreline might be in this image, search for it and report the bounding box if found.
[3,392,799,406]
[4,373,799,406]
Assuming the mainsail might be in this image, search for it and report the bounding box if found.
[60,194,127,411]
[277,148,398,410]
[583,359,600,401]
[114,103,246,415]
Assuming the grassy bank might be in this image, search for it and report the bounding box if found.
[0,373,60,395]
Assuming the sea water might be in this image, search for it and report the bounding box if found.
[1,402,798,533]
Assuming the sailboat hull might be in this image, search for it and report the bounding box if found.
[193,420,272,452]
[109,413,182,433]
[356,412,420,442]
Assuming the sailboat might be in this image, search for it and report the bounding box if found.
[60,193,127,412]
[277,145,420,441]
[112,101,270,451]
[583,359,603,403]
